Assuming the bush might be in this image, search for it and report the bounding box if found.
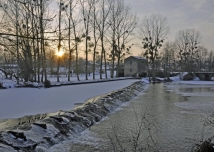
[183,73,194,81]
[44,80,51,88]
[23,82,35,88]
[192,140,214,152]
[156,71,165,78]
[0,82,6,89]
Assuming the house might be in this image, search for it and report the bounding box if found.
[117,64,124,77]
[124,56,148,77]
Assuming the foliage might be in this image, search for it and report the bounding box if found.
[143,37,164,62]
[175,28,202,72]
[193,139,214,152]
[0,82,5,89]
[183,73,194,81]
[44,79,51,88]
[139,14,169,79]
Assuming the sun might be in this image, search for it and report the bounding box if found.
[55,49,64,57]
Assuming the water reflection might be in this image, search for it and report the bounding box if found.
[68,84,214,152]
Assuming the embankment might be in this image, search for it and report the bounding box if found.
[0,81,145,152]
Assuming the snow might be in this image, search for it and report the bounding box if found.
[170,75,214,85]
[0,79,139,120]
[141,78,150,84]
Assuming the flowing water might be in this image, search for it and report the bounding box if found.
[52,83,214,152]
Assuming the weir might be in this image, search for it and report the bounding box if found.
[0,81,145,152]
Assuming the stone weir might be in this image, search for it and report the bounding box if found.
[0,81,145,152]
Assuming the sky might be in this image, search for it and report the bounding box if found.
[125,0,214,55]
[22,0,214,58]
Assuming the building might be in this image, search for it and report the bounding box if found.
[124,56,148,77]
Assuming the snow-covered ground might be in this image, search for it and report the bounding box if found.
[0,79,139,120]
[0,71,118,88]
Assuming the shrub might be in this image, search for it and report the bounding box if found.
[23,82,34,88]
[156,71,165,78]
[44,80,51,88]
[192,139,214,152]
[183,73,194,81]
[0,82,4,88]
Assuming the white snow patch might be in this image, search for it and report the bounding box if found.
[141,78,150,84]
[0,79,139,120]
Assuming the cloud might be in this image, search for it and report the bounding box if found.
[124,0,214,52]
[182,0,207,9]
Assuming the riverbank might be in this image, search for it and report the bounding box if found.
[0,81,146,152]
[1,75,214,151]
[0,79,139,120]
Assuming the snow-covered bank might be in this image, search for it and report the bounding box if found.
[0,79,139,120]
[0,81,145,152]
[0,72,126,89]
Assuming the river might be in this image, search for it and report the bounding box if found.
[50,83,214,152]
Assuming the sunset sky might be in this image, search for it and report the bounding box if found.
[126,0,214,55]
[50,0,214,57]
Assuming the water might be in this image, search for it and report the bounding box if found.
[58,83,214,152]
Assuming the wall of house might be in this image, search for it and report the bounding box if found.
[124,58,138,76]
[124,57,147,77]
[138,60,148,74]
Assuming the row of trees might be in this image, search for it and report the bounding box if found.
[0,0,137,83]
[0,0,213,83]
[150,29,214,79]
[139,16,214,79]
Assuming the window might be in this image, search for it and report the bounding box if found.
[130,61,132,66]
[130,68,132,72]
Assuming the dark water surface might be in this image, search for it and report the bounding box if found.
[66,83,214,152]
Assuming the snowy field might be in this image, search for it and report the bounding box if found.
[0,79,139,120]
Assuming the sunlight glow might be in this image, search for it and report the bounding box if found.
[55,50,64,57]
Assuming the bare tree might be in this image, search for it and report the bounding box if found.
[206,50,214,71]
[90,0,99,80]
[0,0,54,83]
[79,0,93,80]
[65,0,78,81]
[139,14,169,80]
[195,46,207,71]
[108,0,119,78]
[67,0,83,81]
[114,4,138,77]
[95,0,112,79]
[175,28,202,72]
[56,0,63,82]
[161,41,176,79]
